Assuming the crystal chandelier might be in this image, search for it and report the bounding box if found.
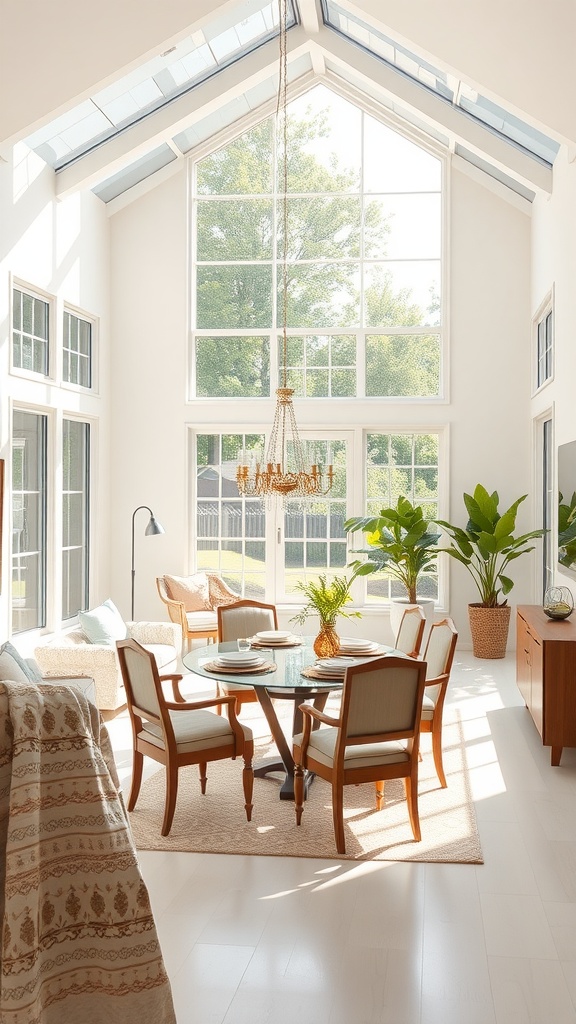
[235,0,333,500]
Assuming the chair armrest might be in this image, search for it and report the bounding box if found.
[156,587,189,629]
[164,694,236,713]
[36,642,117,672]
[296,704,340,759]
[159,673,185,702]
[129,620,181,650]
[207,573,240,605]
[300,704,340,728]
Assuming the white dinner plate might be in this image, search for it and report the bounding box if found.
[313,665,348,677]
[339,637,379,649]
[339,642,380,653]
[255,630,292,641]
[217,652,264,665]
[317,657,358,670]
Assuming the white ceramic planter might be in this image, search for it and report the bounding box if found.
[389,598,435,645]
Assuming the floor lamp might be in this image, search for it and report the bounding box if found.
[131,505,165,620]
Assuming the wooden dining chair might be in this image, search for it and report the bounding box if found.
[293,655,427,854]
[116,638,254,835]
[394,605,426,657]
[420,617,458,787]
[216,599,279,713]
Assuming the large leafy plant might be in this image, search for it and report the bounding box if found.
[344,496,440,604]
[437,484,546,607]
[290,574,361,627]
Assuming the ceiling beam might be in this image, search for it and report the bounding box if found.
[317,27,552,194]
[56,27,311,198]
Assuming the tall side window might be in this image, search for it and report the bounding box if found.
[536,306,553,390]
[63,310,92,388]
[62,420,90,619]
[542,417,554,599]
[361,431,440,602]
[12,411,47,633]
[196,433,266,598]
[12,287,50,375]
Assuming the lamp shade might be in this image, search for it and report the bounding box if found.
[145,515,165,537]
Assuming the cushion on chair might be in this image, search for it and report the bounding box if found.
[421,694,436,719]
[207,575,239,607]
[185,610,218,632]
[0,642,42,683]
[293,728,410,770]
[164,574,211,611]
[142,708,252,754]
[79,599,128,645]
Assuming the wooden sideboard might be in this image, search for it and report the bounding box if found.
[516,605,576,765]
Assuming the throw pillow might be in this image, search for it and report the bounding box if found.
[164,573,211,612]
[78,598,128,645]
[0,641,41,682]
[208,575,239,608]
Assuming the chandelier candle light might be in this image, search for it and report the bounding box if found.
[235,0,333,500]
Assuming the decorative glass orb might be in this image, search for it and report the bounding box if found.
[543,586,574,619]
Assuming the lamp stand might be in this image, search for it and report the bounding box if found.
[131,505,165,620]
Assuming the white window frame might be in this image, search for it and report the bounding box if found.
[61,417,91,621]
[533,288,554,394]
[10,279,55,382]
[187,423,449,611]
[11,407,49,633]
[187,83,448,407]
[62,304,98,393]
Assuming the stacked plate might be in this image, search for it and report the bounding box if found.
[337,637,381,656]
[212,651,264,670]
[253,630,296,645]
[313,657,358,677]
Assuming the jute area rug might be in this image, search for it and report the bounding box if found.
[128,705,483,864]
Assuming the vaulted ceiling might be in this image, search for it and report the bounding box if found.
[3,0,570,210]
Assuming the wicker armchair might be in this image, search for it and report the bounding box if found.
[156,572,239,651]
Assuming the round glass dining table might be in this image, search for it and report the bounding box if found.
[182,638,343,799]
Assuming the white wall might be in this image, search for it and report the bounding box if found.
[448,165,534,645]
[108,166,189,622]
[0,144,110,645]
[532,149,576,592]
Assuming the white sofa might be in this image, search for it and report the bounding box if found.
[0,640,97,705]
[35,620,181,712]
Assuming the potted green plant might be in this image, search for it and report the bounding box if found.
[344,495,440,636]
[290,573,361,658]
[437,484,546,658]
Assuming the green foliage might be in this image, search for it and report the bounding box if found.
[290,573,361,627]
[558,491,576,571]
[194,91,441,399]
[437,484,547,607]
[344,495,440,604]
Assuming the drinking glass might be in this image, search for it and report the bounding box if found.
[237,638,252,652]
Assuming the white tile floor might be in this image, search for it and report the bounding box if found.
[107,650,576,1024]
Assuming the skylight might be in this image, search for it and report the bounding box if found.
[322,0,560,167]
[25,0,297,171]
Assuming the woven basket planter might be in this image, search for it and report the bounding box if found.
[468,603,511,659]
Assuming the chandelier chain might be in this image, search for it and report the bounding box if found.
[235,0,334,501]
